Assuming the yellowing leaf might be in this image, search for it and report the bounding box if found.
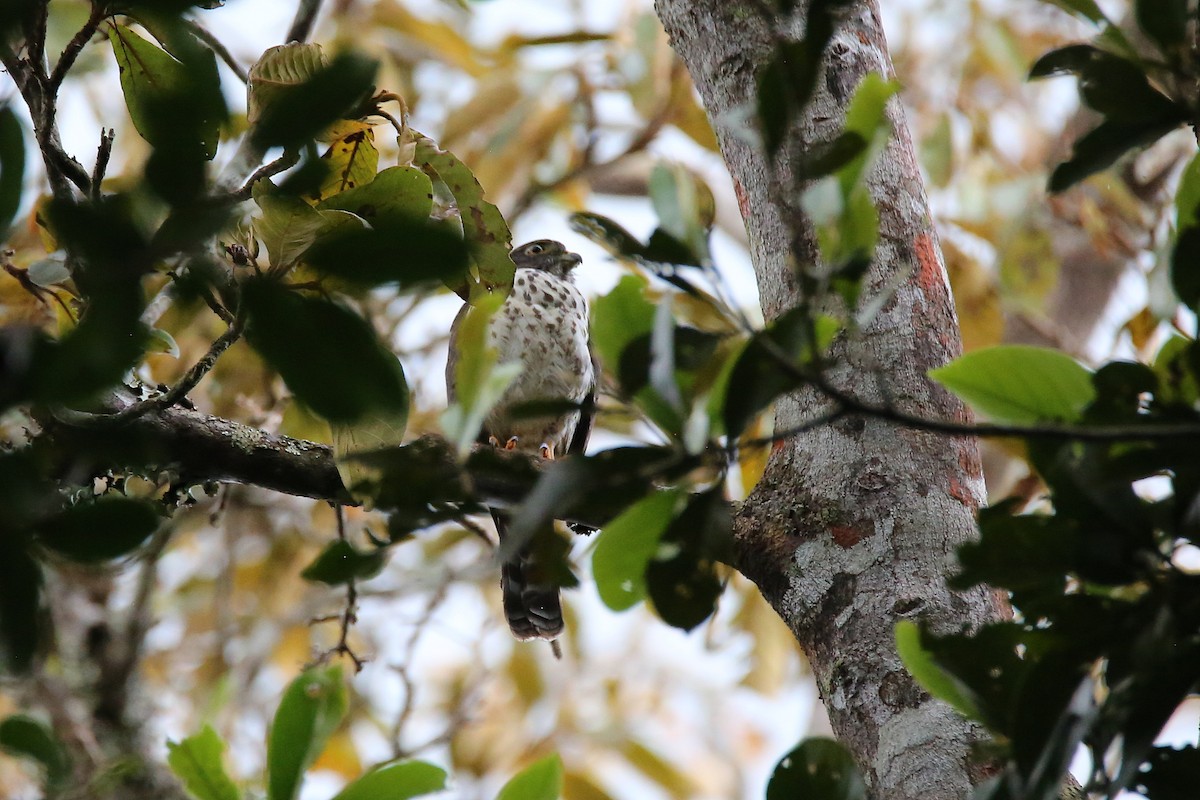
[310,729,361,779]
[312,124,379,203]
[332,409,409,506]
[442,77,523,149]
[371,4,486,76]
[620,740,692,799]
[247,42,328,128]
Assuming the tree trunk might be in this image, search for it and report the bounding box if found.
[654,2,1005,797]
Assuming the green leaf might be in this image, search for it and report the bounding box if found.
[723,307,830,439]
[254,190,362,271]
[166,725,240,800]
[412,134,514,297]
[332,408,410,504]
[1135,0,1187,53]
[247,43,328,128]
[317,165,434,229]
[796,131,868,182]
[591,274,656,372]
[1049,118,1182,194]
[643,489,730,631]
[496,753,563,800]
[0,105,24,235]
[250,48,378,150]
[839,73,899,195]
[31,288,148,406]
[504,447,696,560]
[568,212,649,261]
[300,540,386,586]
[928,345,1095,423]
[1171,227,1200,310]
[1037,0,1109,24]
[894,621,985,722]
[346,438,476,534]
[303,218,470,290]
[766,738,866,800]
[35,498,159,562]
[645,535,723,632]
[592,489,682,611]
[0,714,70,790]
[756,41,808,159]
[1029,43,1102,79]
[648,162,714,267]
[266,665,348,800]
[330,760,448,800]
[0,534,41,674]
[952,502,1078,595]
[108,24,223,159]
[441,292,524,456]
[1074,53,1180,123]
[1175,153,1200,231]
[242,279,409,423]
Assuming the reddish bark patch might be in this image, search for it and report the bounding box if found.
[733,176,751,222]
[831,524,868,548]
[947,477,976,509]
[914,231,942,297]
[958,439,983,480]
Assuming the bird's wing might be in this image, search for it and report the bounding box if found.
[565,350,599,536]
[445,301,468,405]
[566,349,599,458]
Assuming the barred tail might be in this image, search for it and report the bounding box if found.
[493,513,564,642]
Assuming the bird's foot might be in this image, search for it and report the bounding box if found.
[488,435,501,448]
[539,443,556,460]
[505,436,519,451]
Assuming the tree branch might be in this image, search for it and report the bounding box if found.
[185,18,249,84]
[286,0,322,44]
[48,0,105,91]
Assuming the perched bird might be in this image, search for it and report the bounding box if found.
[446,240,596,646]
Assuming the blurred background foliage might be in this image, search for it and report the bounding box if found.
[0,0,1195,798]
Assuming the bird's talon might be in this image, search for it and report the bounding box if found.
[505,436,519,450]
[488,435,501,448]
[539,443,555,460]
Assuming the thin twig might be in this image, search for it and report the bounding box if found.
[286,0,322,44]
[185,18,249,83]
[55,316,245,428]
[0,47,90,199]
[737,406,849,450]
[226,150,300,202]
[321,506,366,671]
[754,334,1200,445]
[454,513,495,549]
[389,580,450,757]
[29,0,49,71]
[49,1,105,91]
[90,128,113,201]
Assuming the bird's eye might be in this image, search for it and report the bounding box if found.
[527,243,544,255]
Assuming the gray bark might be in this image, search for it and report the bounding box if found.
[653,1,1004,797]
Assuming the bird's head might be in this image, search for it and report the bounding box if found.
[511,240,583,280]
